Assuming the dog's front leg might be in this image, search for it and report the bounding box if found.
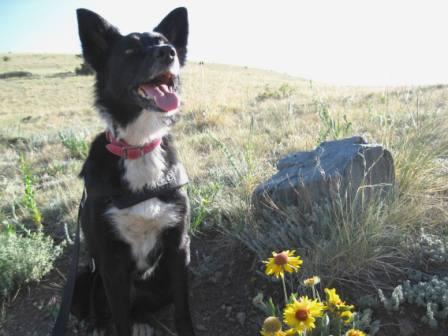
[167,242,195,336]
[165,229,195,336]
[100,257,132,336]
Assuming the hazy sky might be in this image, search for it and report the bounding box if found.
[1,0,448,86]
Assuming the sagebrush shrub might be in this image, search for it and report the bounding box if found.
[58,132,89,160]
[0,231,62,298]
[378,276,448,329]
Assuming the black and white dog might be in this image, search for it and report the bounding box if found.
[72,8,195,336]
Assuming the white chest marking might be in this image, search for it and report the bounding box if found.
[123,146,166,192]
[117,109,170,146]
[107,198,179,270]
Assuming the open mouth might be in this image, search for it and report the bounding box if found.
[136,71,179,112]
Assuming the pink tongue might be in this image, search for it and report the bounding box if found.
[140,84,179,112]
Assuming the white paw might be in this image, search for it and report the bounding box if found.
[133,323,155,336]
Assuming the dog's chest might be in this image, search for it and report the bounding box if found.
[107,150,178,271]
[107,198,178,270]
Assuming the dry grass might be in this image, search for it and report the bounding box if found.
[1,54,447,298]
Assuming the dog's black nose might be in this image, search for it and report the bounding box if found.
[155,45,176,64]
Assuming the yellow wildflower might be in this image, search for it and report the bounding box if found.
[260,316,286,336]
[264,250,303,278]
[325,288,343,308]
[340,310,354,324]
[283,296,324,333]
[346,329,366,336]
[324,288,354,311]
[303,276,321,287]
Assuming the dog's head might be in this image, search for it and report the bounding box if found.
[76,8,188,145]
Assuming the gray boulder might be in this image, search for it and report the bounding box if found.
[252,136,395,221]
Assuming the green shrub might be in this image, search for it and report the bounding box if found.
[0,231,62,298]
[59,132,89,160]
[0,71,32,79]
[256,83,296,101]
[188,182,220,233]
[316,100,352,143]
[19,155,42,229]
[378,276,448,329]
[413,228,448,265]
[376,227,448,330]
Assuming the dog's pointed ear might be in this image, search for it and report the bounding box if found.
[76,9,121,72]
[154,7,189,66]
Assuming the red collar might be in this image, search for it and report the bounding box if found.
[105,131,162,160]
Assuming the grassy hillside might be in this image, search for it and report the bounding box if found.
[0,54,447,335]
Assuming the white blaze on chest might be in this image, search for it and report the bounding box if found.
[123,146,166,192]
[117,108,169,146]
[107,198,179,270]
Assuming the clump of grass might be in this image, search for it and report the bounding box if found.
[188,182,220,233]
[243,188,403,290]
[59,132,89,160]
[256,83,296,101]
[74,60,94,76]
[2,56,10,62]
[0,71,32,79]
[209,133,245,183]
[19,155,42,229]
[316,100,352,143]
[0,228,62,298]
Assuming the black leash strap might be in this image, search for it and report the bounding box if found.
[51,188,86,336]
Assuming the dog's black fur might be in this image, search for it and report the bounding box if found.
[72,8,195,336]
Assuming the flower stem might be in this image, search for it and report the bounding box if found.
[315,285,322,302]
[281,275,288,305]
[312,286,317,300]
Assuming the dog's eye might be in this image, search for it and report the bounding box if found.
[125,49,135,55]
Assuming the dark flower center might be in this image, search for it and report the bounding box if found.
[295,309,309,321]
[274,252,289,265]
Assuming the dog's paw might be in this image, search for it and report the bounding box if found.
[133,323,155,336]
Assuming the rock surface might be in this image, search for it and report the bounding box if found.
[253,136,395,221]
